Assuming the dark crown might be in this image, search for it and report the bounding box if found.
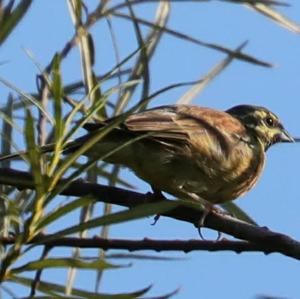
[226,105,293,151]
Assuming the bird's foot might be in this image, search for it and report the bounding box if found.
[149,186,166,226]
[151,214,161,226]
[197,204,223,240]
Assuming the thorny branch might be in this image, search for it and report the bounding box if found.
[0,235,290,256]
[0,168,300,261]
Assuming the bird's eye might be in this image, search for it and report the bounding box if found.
[265,117,275,127]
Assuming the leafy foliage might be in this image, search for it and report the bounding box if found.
[0,0,299,298]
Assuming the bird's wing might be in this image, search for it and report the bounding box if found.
[126,105,247,156]
[83,106,187,140]
[84,105,248,159]
[125,105,190,141]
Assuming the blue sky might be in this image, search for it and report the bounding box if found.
[1,1,300,298]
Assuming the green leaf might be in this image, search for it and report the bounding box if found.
[36,197,95,230]
[0,76,54,125]
[32,201,178,245]
[12,257,122,273]
[52,54,64,144]
[47,79,141,193]
[63,79,140,145]
[16,297,79,299]
[0,107,23,134]
[0,0,33,45]
[11,275,152,298]
[47,130,147,202]
[221,202,257,225]
[69,0,105,118]
[60,69,130,96]
[24,109,44,197]
[48,54,65,174]
[71,0,82,21]
[0,193,22,234]
[0,94,14,169]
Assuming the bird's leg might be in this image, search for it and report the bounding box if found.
[198,202,211,227]
[197,201,214,239]
[193,198,222,240]
[178,190,220,239]
[181,191,215,239]
[152,214,161,226]
[150,186,166,226]
[178,190,209,238]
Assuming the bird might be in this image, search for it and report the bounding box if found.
[0,104,295,207]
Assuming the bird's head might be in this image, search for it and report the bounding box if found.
[226,105,294,151]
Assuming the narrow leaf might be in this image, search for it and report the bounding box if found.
[0,0,33,45]
[11,275,152,298]
[33,201,178,245]
[12,258,121,273]
[221,202,257,225]
[247,3,300,34]
[24,109,44,197]
[178,41,248,104]
[0,76,54,125]
[52,54,64,144]
[36,197,95,230]
[0,94,13,168]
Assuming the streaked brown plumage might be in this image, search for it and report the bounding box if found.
[0,104,294,205]
[75,104,294,204]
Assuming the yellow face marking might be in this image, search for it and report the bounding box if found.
[226,104,292,151]
[249,109,285,149]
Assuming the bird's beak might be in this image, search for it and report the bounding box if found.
[278,129,295,143]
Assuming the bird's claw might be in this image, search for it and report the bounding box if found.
[151,214,161,225]
[197,205,223,240]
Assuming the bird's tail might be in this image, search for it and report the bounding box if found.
[0,143,56,162]
[0,121,111,163]
[0,141,81,162]
[0,124,146,164]
[0,129,134,164]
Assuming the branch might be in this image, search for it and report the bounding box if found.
[1,168,300,261]
[0,235,285,255]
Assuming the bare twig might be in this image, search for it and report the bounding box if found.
[0,235,290,256]
[1,168,300,261]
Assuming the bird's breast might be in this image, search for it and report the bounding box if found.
[204,138,265,203]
